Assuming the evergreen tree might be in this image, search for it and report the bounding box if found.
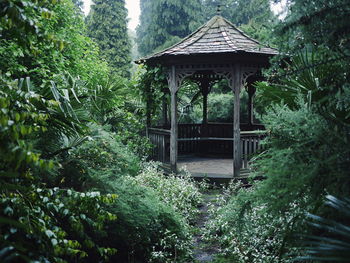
[202,0,277,44]
[137,0,203,56]
[87,0,131,77]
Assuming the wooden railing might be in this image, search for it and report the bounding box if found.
[148,128,170,163]
[148,124,266,169]
[178,124,201,153]
[241,131,266,169]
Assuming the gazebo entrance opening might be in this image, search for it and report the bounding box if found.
[137,15,277,177]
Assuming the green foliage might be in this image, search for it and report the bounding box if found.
[179,90,250,124]
[0,188,118,262]
[85,162,202,262]
[0,74,119,262]
[105,179,192,262]
[136,0,277,56]
[87,0,131,77]
[57,125,141,192]
[202,0,278,45]
[137,0,203,56]
[276,0,350,58]
[253,102,350,212]
[204,182,303,263]
[136,65,167,124]
[207,93,234,123]
[0,0,110,87]
[299,195,350,262]
[0,76,54,187]
[129,162,203,223]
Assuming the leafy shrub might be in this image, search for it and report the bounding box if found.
[254,101,350,212]
[204,182,303,263]
[207,93,234,122]
[0,187,118,262]
[102,177,193,263]
[0,77,119,262]
[130,162,203,223]
[57,125,141,192]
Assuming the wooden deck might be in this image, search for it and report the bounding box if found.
[148,124,265,180]
[178,156,234,178]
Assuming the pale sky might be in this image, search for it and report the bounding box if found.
[83,0,140,30]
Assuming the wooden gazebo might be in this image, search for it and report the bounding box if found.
[137,15,277,177]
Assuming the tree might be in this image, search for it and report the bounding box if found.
[136,0,203,56]
[87,0,131,77]
[275,0,350,61]
[202,0,277,44]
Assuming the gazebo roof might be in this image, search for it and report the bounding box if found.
[141,15,278,64]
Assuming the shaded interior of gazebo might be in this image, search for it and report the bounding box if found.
[137,15,277,177]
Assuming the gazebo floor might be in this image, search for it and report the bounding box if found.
[177,155,250,183]
[178,155,233,178]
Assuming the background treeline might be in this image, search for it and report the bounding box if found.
[136,0,277,57]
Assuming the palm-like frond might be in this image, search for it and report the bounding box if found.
[298,195,350,262]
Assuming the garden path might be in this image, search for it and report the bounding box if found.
[192,190,221,263]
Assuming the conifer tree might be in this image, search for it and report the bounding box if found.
[202,0,277,44]
[87,0,131,77]
[137,0,203,56]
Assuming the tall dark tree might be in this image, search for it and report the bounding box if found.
[137,0,203,56]
[87,0,131,77]
[276,0,350,58]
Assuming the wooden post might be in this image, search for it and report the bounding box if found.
[145,90,151,138]
[202,82,209,125]
[162,88,168,128]
[232,64,242,177]
[247,85,256,127]
[201,80,209,154]
[169,66,178,172]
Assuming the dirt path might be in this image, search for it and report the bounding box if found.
[192,190,221,263]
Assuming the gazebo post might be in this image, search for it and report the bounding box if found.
[200,79,210,154]
[232,64,242,177]
[145,90,151,137]
[201,81,209,125]
[168,66,178,172]
[247,84,256,127]
[162,88,168,128]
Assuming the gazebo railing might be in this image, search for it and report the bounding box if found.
[241,131,266,169]
[148,128,170,163]
[147,125,267,169]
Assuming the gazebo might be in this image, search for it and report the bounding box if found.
[137,15,277,177]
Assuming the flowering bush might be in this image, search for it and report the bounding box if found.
[130,162,204,222]
[204,181,304,263]
[117,162,205,262]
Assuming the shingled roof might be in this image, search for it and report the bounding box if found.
[142,15,278,63]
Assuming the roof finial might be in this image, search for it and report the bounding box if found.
[216,5,222,16]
